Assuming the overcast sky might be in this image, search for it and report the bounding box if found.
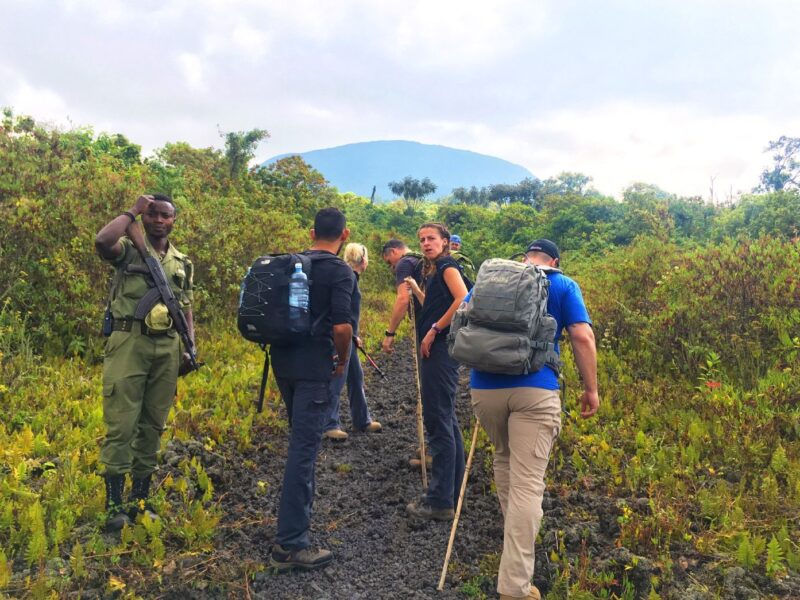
[2,0,798,199]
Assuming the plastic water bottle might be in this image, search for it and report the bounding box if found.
[288,263,310,332]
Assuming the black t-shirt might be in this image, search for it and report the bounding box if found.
[416,256,462,339]
[394,254,422,318]
[270,250,355,381]
[351,272,362,337]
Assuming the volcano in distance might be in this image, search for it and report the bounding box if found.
[262,140,534,200]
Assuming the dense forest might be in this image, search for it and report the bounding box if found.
[0,110,798,598]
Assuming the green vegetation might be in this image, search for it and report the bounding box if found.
[1,109,798,596]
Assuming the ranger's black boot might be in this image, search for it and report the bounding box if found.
[104,474,132,532]
[129,474,159,522]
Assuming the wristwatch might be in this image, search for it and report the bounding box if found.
[430,323,443,334]
[384,330,396,337]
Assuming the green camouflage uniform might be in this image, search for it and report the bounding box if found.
[100,236,193,478]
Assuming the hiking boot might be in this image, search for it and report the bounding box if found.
[104,474,132,532]
[129,474,160,522]
[499,587,541,600]
[360,421,382,433]
[269,544,333,572]
[323,428,348,441]
[406,496,454,521]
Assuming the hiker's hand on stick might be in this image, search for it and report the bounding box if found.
[404,276,420,294]
[580,389,599,418]
[420,329,435,358]
[354,336,363,349]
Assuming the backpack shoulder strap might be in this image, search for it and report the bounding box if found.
[256,349,269,413]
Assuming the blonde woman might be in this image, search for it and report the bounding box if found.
[323,243,382,440]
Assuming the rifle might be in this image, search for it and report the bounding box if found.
[126,220,200,374]
[355,340,386,379]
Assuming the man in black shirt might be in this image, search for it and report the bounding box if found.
[269,208,355,571]
[380,239,421,353]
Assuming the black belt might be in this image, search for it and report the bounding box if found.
[112,317,174,337]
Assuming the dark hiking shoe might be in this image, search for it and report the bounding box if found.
[269,544,334,572]
[104,474,132,532]
[129,474,160,522]
[406,496,454,521]
[106,511,132,532]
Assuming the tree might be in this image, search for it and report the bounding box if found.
[254,156,340,220]
[541,172,594,197]
[758,136,800,192]
[452,185,490,206]
[388,176,437,213]
[221,128,269,179]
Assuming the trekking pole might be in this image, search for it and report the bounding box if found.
[357,343,386,379]
[407,297,428,489]
[437,417,480,591]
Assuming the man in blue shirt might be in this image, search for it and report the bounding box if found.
[470,239,599,600]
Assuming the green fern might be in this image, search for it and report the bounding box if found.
[24,501,47,566]
[770,444,789,475]
[766,535,786,578]
[752,534,767,557]
[70,542,86,579]
[736,535,757,570]
[0,549,11,588]
[786,548,800,572]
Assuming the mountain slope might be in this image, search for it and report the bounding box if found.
[262,140,533,199]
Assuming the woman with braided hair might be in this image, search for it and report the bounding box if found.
[404,222,469,520]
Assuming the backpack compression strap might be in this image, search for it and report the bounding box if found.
[530,340,563,373]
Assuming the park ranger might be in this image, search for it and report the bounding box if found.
[95,193,195,531]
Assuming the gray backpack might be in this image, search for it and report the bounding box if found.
[447,258,562,375]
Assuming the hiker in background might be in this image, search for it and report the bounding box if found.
[448,233,476,283]
[323,243,383,440]
[380,239,422,353]
[94,194,195,532]
[268,208,355,571]
[469,239,599,600]
[380,238,431,468]
[405,223,469,521]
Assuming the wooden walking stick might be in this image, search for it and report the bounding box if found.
[407,297,428,489]
[437,417,480,591]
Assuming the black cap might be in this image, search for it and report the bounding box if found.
[526,239,560,261]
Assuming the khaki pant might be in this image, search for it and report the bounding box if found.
[471,387,561,598]
[100,326,180,478]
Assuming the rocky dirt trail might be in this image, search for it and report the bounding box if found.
[221,340,499,599]
[155,339,800,599]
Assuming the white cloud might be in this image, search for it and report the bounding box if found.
[479,103,800,198]
[5,79,71,127]
[382,0,551,68]
[231,22,271,59]
[2,0,798,200]
[177,52,206,91]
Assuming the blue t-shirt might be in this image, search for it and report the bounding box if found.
[468,271,591,390]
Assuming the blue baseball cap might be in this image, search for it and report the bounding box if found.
[450,234,462,244]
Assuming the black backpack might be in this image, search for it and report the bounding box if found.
[237,252,337,411]
[408,251,474,291]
